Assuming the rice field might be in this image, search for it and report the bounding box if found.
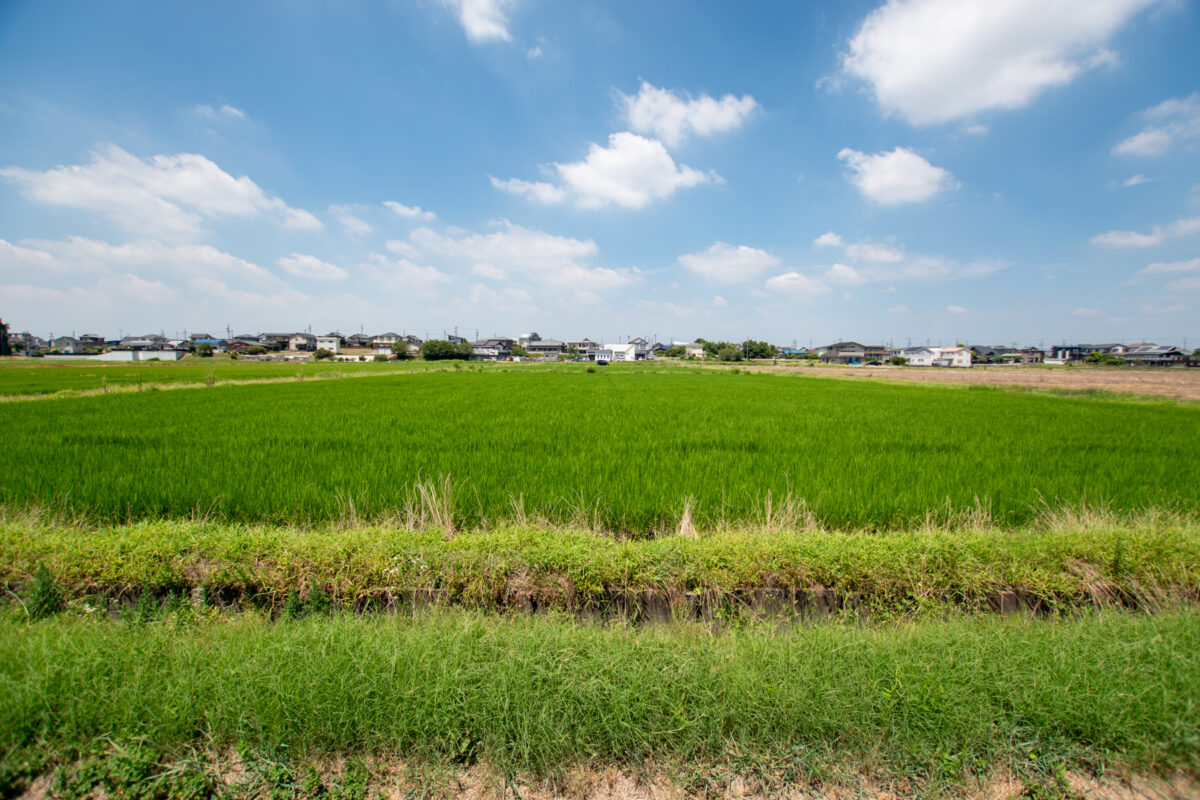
[1,369,1197,530]
[0,357,440,396]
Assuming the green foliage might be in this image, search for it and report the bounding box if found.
[663,344,686,358]
[889,356,908,365]
[0,320,9,357]
[1085,351,1124,366]
[715,344,742,362]
[197,344,214,358]
[23,563,64,619]
[313,348,334,361]
[391,340,414,360]
[741,339,777,359]
[245,346,268,355]
[3,611,1200,781]
[421,340,472,360]
[228,351,240,360]
[1,371,1198,530]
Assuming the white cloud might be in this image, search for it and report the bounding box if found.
[1093,216,1200,247]
[360,256,452,295]
[1139,302,1188,314]
[845,242,905,263]
[408,220,640,290]
[0,144,321,241]
[190,276,310,309]
[493,132,716,209]
[841,0,1157,125]
[526,45,542,59]
[678,242,780,283]
[712,295,728,307]
[824,263,868,285]
[888,304,910,313]
[383,201,437,222]
[194,104,246,120]
[1121,174,1150,187]
[947,305,967,314]
[1140,257,1200,275]
[276,253,349,281]
[618,81,758,148]
[1170,276,1200,291]
[15,236,276,283]
[764,272,831,297]
[471,262,507,280]
[467,282,536,312]
[0,238,58,272]
[443,0,512,43]
[1071,306,1104,316]
[283,208,324,231]
[1112,93,1200,156]
[814,231,843,248]
[837,147,956,205]
[489,176,568,204]
[329,205,372,236]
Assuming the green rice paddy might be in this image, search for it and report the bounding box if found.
[1,369,1197,530]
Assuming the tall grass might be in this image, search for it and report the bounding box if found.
[1,370,1197,530]
[3,610,1198,780]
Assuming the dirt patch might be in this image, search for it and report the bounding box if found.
[730,364,1200,402]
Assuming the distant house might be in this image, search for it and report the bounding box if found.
[258,334,291,351]
[820,342,872,365]
[79,334,106,347]
[567,339,599,353]
[684,342,707,359]
[345,333,372,348]
[593,341,650,362]
[371,332,402,347]
[192,338,228,353]
[288,333,316,352]
[120,334,168,350]
[1123,344,1187,367]
[526,339,565,356]
[471,338,512,361]
[315,335,341,354]
[51,336,83,354]
[897,346,936,367]
[228,339,263,352]
[932,346,972,368]
[517,332,542,348]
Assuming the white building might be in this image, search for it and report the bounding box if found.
[316,335,341,354]
[931,346,972,368]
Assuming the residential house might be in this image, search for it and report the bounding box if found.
[371,332,402,348]
[684,343,706,359]
[79,334,106,348]
[258,333,292,351]
[288,333,316,352]
[517,332,542,348]
[526,339,565,356]
[345,333,372,348]
[897,346,936,367]
[593,341,650,362]
[932,346,972,368]
[51,336,83,354]
[820,342,887,365]
[566,339,599,353]
[120,334,168,350]
[1123,344,1188,367]
[471,339,512,361]
[192,338,227,353]
[315,335,341,354]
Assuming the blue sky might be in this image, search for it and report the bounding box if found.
[1,0,1198,346]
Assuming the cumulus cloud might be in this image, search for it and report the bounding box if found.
[841,0,1156,126]
[406,220,640,290]
[1071,306,1104,316]
[1121,174,1150,187]
[329,205,372,236]
[837,147,956,205]
[1112,94,1200,156]
[618,81,757,148]
[888,304,910,313]
[1092,216,1200,247]
[764,272,832,297]
[276,253,349,281]
[814,231,843,248]
[0,144,321,241]
[946,305,967,314]
[824,263,868,285]
[383,201,437,222]
[443,0,513,42]
[492,132,717,209]
[12,235,276,283]
[677,242,780,283]
[359,255,452,295]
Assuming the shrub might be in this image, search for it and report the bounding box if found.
[24,564,65,619]
[586,365,596,373]
[314,349,334,361]
[373,354,388,362]
[197,344,214,358]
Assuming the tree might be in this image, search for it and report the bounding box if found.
[741,339,777,360]
[391,341,414,360]
[0,320,10,356]
[511,344,527,358]
[422,339,471,361]
[716,344,742,362]
[889,356,907,366]
[313,348,334,361]
[245,345,268,355]
[664,344,686,358]
[197,343,214,358]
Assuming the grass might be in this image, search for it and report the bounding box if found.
[1,369,1198,531]
[3,510,1198,614]
[2,609,1198,792]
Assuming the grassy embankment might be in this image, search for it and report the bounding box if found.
[3,510,1198,615]
[2,610,1199,797]
[1,370,1198,532]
